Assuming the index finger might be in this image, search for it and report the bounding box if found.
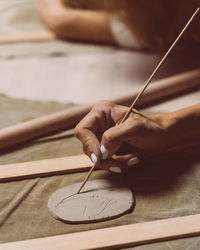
[74,111,101,163]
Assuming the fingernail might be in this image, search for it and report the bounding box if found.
[109,167,122,173]
[100,145,109,160]
[91,153,98,164]
[128,157,140,167]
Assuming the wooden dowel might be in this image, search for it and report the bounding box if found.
[0,69,200,150]
[0,105,92,150]
[1,213,200,249]
[115,69,200,107]
[0,32,55,44]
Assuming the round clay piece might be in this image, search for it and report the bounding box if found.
[48,179,134,223]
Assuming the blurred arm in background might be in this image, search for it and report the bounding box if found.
[36,0,115,44]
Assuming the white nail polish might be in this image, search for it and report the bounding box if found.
[128,157,140,167]
[100,145,109,160]
[109,167,122,173]
[91,153,98,164]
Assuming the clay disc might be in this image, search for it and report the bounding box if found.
[48,179,134,224]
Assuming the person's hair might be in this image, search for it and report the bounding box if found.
[63,0,200,50]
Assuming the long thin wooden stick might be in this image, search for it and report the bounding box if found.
[77,163,96,193]
[77,8,200,194]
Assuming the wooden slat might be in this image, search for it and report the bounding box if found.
[0,154,92,182]
[1,214,200,250]
[0,32,55,44]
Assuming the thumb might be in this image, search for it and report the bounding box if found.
[100,123,129,159]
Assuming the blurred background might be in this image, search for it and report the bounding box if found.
[0,0,200,109]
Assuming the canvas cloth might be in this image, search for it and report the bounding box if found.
[0,93,200,249]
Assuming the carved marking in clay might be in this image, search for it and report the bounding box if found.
[48,179,134,223]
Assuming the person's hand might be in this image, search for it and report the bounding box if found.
[74,101,170,173]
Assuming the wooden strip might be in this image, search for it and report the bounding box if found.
[0,154,92,182]
[1,214,200,249]
[0,32,55,44]
[0,69,200,150]
[1,142,199,182]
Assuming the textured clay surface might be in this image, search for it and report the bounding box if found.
[48,179,134,224]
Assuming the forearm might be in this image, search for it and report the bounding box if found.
[54,9,114,43]
[37,0,114,44]
[159,103,200,147]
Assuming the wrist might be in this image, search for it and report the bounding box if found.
[153,112,184,148]
[155,104,200,147]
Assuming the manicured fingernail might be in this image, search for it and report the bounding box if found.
[109,167,122,173]
[91,153,98,164]
[100,145,109,160]
[128,157,140,167]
